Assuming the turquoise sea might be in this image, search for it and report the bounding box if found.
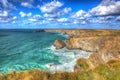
[0,29,90,73]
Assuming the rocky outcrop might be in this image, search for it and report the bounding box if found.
[51,30,120,70]
[54,40,66,49]
[35,29,45,32]
[67,37,101,52]
[76,36,120,69]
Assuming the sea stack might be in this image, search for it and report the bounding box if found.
[54,39,66,49]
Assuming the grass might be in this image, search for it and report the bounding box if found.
[0,60,120,80]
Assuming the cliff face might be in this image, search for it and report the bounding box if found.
[47,30,120,69]
[87,36,120,67]
[67,37,101,52]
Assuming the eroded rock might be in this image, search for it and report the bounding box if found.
[67,37,101,52]
[54,40,66,49]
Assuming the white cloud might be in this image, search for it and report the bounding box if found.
[40,1,63,13]
[0,11,8,17]
[12,16,17,20]
[116,16,120,21]
[71,10,91,24]
[0,10,16,23]
[43,13,58,18]
[21,2,34,8]
[0,0,16,10]
[57,18,69,23]
[28,18,37,22]
[71,10,86,18]
[71,10,90,20]
[90,0,120,16]
[59,8,72,16]
[105,16,113,20]
[39,0,71,21]
[19,12,26,17]
[19,11,32,18]
[28,15,42,22]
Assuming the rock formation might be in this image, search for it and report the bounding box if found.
[54,39,66,49]
[67,37,100,52]
[50,30,120,70]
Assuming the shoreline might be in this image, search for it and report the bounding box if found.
[0,30,120,80]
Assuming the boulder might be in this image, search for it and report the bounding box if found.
[54,40,66,49]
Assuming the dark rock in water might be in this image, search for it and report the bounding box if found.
[35,30,45,32]
[54,40,66,49]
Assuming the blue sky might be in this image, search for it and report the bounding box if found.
[0,0,120,29]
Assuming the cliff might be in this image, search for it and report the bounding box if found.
[48,30,120,69]
[45,30,120,37]
[76,36,120,70]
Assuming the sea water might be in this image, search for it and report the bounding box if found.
[0,30,91,73]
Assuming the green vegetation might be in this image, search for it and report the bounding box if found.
[0,60,120,80]
[77,58,89,71]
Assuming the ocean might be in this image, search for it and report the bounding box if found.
[0,29,90,73]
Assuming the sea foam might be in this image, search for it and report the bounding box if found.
[46,45,92,73]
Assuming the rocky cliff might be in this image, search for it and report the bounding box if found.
[76,36,120,70]
[47,30,120,69]
[45,30,120,37]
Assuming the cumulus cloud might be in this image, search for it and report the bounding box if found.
[19,11,32,18]
[40,1,63,13]
[0,11,9,22]
[0,0,16,10]
[21,2,34,8]
[71,10,91,24]
[116,16,120,21]
[12,16,17,20]
[73,19,87,25]
[57,18,69,23]
[0,10,17,23]
[59,8,71,16]
[28,15,42,22]
[0,11,8,17]
[105,16,114,20]
[39,1,71,20]
[71,10,91,20]
[71,10,86,19]
[90,0,120,16]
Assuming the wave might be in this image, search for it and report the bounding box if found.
[46,45,92,73]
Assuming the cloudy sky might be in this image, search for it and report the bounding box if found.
[0,0,120,29]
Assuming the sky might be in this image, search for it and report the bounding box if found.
[0,0,120,29]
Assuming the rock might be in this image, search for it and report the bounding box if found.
[75,36,120,69]
[67,37,101,52]
[54,40,66,49]
[35,29,45,32]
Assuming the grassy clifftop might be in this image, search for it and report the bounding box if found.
[0,59,120,80]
